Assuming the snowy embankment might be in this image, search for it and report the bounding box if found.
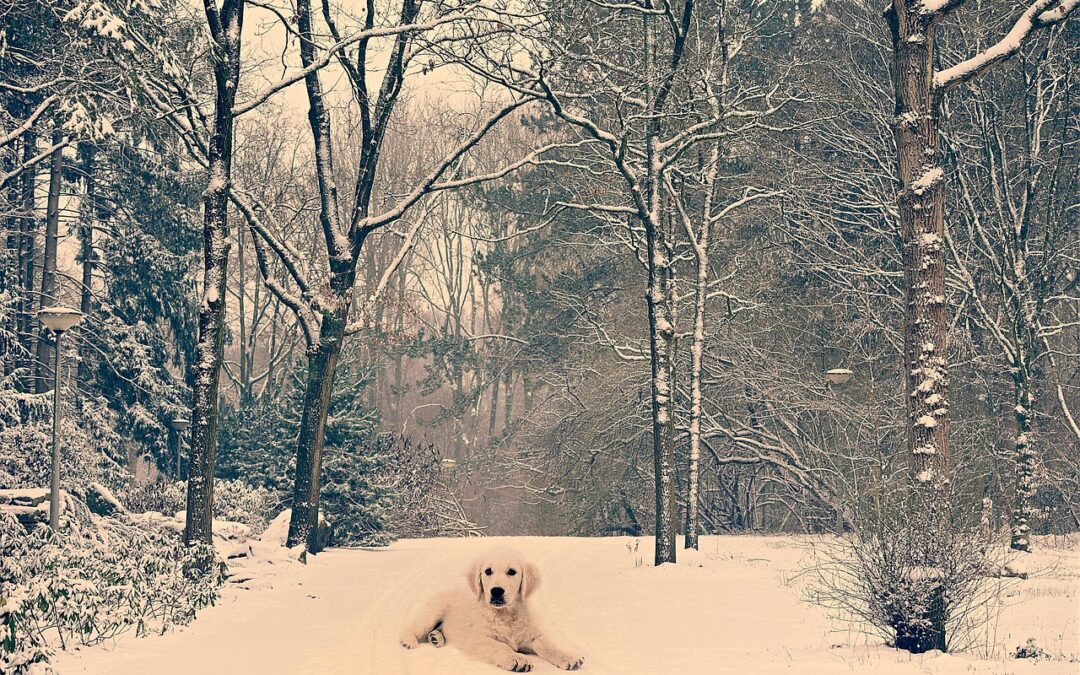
[56,535,1079,675]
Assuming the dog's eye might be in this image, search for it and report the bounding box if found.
[484,568,493,576]
[507,568,517,576]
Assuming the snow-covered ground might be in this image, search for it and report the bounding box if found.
[55,535,1079,674]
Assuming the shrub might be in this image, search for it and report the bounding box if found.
[0,512,225,673]
[120,478,276,531]
[375,434,479,538]
[321,439,393,547]
[808,490,1005,654]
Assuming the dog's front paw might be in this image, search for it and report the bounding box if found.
[555,654,585,670]
[399,633,417,650]
[427,628,446,648]
[499,655,533,672]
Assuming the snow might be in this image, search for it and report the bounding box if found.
[911,167,944,195]
[54,535,1080,674]
[919,233,942,248]
[918,0,951,13]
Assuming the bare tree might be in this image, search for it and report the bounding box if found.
[184,0,246,547]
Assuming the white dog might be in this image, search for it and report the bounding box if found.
[399,548,585,672]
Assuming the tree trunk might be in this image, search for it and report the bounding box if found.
[185,0,244,547]
[286,306,348,550]
[1010,369,1035,552]
[889,2,950,500]
[237,224,251,405]
[17,132,37,391]
[34,131,63,394]
[503,369,515,430]
[645,209,677,565]
[684,236,708,550]
[487,372,501,439]
[887,0,948,654]
[284,0,355,551]
[77,144,97,386]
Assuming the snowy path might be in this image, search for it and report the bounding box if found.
[56,536,1079,675]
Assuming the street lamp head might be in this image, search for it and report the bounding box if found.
[171,417,191,432]
[38,306,83,333]
[825,368,854,385]
[440,457,457,470]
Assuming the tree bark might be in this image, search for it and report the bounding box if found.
[17,132,37,391]
[644,197,677,565]
[684,221,709,550]
[888,1,951,501]
[284,0,359,550]
[77,144,97,386]
[487,372,501,439]
[34,131,64,393]
[287,308,348,550]
[1010,369,1035,551]
[185,0,244,547]
[503,369,515,429]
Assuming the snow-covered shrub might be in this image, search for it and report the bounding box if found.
[321,433,480,546]
[1013,638,1051,661]
[374,434,479,539]
[118,479,186,516]
[321,440,393,547]
[808,494,1005,654]
[0,511,224,673]
[211,479,278,530]
[120,479,276,530]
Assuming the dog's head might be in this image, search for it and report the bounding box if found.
[467,549,540,610]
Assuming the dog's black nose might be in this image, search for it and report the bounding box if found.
[491,587,504,599]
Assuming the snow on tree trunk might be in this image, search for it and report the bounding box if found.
[887,0,950,653]
[185,0,245,548]
[1010,373,1035,552]
[683,139,720,551]
[645,141,677,565]
[888,1,951,503]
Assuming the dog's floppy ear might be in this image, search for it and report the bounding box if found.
[520,560,541,599]
[466,560,484,601]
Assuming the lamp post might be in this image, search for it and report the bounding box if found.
[824,368,854,385]
[38,306,83,531]
[171,417,191,479]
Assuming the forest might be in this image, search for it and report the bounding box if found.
[1,0,1077,672]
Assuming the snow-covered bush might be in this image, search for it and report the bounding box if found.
[118,479,186,516]
[321,440,393,547]
[0,512,224,673]
[321,433,479,546]
[212,479,278,530]
[808,494,1005,654]
[120,478,276,530]
[374,434,479,539]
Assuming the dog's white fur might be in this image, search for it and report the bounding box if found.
[399,548,584,672]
